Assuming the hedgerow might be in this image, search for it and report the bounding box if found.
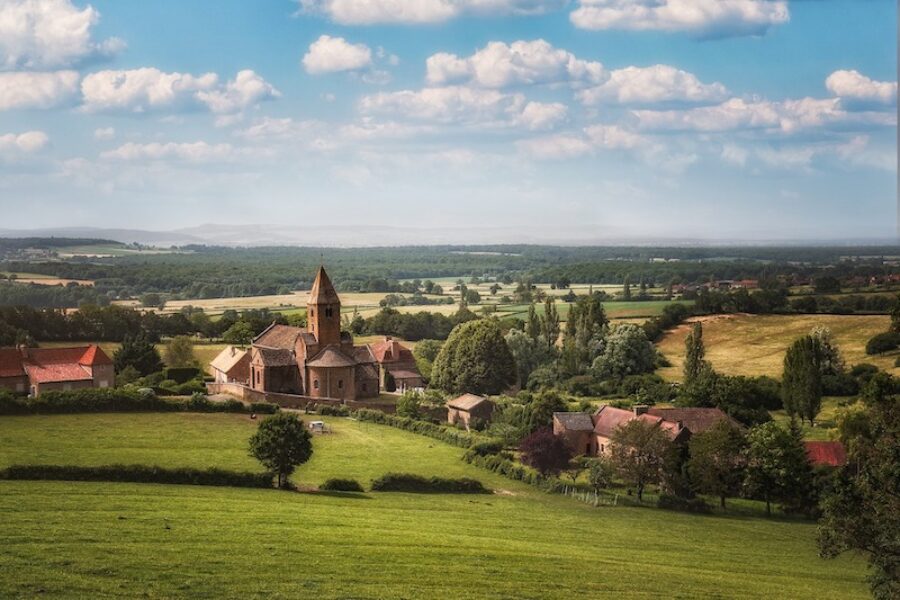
[352,408,492,449]
[370,473,489,494]
[0,464,273,488]
[319,478,365,492]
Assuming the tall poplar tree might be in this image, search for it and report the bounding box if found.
[683,322,707,386]
[782,335,824,425]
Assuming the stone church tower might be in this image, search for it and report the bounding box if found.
[307,266,341,346]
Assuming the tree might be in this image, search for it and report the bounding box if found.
[866,332,900,356]
[412,339,443,382]
[431,319,516,395]
[505,329,555,389]
[565,456,592,484]
[519,428,572,477]
[222,321,254,347]
[683,322,707,386]
[248,412,313,489]
[610,419,673,502]
[782,335,824,425]
[891,295,900,333]
[588,456,615,493]
[140,292,164,308]
[396,390,422,418]
[819,373,900,599]
[525,303,541,340]
[743,421,815,516]
[164,335,196,368]
[526,390,568,434]
[542,298,561,349]
[687,420,747,509]
[113,333,163,376]
[810,326,845,376]
[561,293,608,375]
[622,275,632,301]
[592,323,656,380]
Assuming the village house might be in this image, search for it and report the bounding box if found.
[804,441,848,468]
[0,345,114,397]
[368,336,423,391]
[447,393,494,429]
[553,405,735,457]
[248,266,380,401]
[209,346,251,385]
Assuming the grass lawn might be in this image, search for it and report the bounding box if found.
[0,413,869,598]
[656,313,897,381]
[770,397,851,441]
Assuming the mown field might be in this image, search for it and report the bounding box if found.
[657,313,896,381]
[0,413,868,598]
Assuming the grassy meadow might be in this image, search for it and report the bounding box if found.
[0,412,869,598]
[656,313,896,381]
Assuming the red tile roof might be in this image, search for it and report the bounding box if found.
[24,363,92,384]
[804,441,847,468]
[647,407,737,434]
[0,348,25,378]
[592,405,682,440]
[0,345,110,380]
[253,324,304,349]
[369,337,415,363]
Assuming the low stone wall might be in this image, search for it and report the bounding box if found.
[206,383,396,414]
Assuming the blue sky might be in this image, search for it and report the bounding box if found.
[0,0,896,241]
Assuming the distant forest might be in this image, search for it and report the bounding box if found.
[1,241,899,308]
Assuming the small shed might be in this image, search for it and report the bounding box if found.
[447,393,494,429]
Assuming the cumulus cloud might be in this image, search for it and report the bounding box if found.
[0,70,79,110]
[632,96,895,134]
[80,68,278,114]
[303,35,373,74]
[360,86,566,130]
[100,141,258,163]
[0,130,49,154]
[297,0,563,25]
[520,124,648,159]
[570,0,789,38]
[578,64,728,105]
[426,40,605,88]
[826,70,897,106]
[0,0,124,70]
[93,127,115,140]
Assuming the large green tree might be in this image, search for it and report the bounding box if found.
[743,421,815,516]
[113,333,163,376]
[782,335,824,425]
[542,298,561,348]
[683,322,707,386]
[610,419,673,502]
[163,335,196,368]
[592,323,656,380]
[431,319,516,395]
[687,420,747,509]
[505,329,555,389]
[561,293,608,375]
[248,412,313,489]
[819,373,900,600]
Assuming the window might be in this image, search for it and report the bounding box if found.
[310,308,315,317]
[338,379,343,389]
[314,380,319,390]
[325,307,333,318]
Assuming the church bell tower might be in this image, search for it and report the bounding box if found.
[308,266,341,346]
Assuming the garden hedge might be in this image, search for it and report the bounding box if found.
[0,464,273,488]
[370,473,489,494]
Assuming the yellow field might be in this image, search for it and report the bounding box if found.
[657,313,897,381]
[0,272,94,287]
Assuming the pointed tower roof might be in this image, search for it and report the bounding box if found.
[308,266,340,305]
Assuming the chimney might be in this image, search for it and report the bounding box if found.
[633,404,649,416]
[385,335,392,341]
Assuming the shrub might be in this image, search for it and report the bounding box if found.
[465,440,505,458]
[370,473,489,494]
[822,373,859,397]
[657,494,712,514]
[0,464,272,488]
[162,367,202,384]
[865,332,900,355]
[317,404,350,417]
[249,402,279,414]
[320,478,365,492]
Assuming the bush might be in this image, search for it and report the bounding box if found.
[370,473,489,494]
[319,478,365,492]
[249,402,279,414]
[657,494,712,514]
[465,440,505,458]
[316,404,350,417]
[162,367,202,384]
[865,332,900,355]
[0,464,272,488]
[822,373,859,397]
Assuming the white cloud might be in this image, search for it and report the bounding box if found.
[0,0,124,70]
[426,39,605,88]
[93,127,115,140]
[303,35,373,74]
[80,68,278,114]
[518,134,593,159]
[100,141,258,163]
[297,0,563,25]
[578,64,728,105]
[826,70,897,106]
[195,70,280,113]
[520,124,650,159]
[632,96,895,134]
[570,0,789,38]
[0,130,49,154]
[0,70,79,110]
[359,85,566,130]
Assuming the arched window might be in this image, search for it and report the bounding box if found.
[313,380,319,390]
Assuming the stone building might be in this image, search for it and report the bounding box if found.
[447,393,494,429]
[248,266,380,400]
[0,345,114,396]
[368,336,423,391]
[210,346,250,385]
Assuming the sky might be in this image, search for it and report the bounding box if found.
[0,0,897,242]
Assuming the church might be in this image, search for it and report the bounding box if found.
[248,266,381,400]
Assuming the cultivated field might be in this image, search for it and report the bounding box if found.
[657,313,896,381]
[0,413,868,598]
[0,271,94,287]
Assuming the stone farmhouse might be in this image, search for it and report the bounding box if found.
[248,266,380,401]
[368,336,424,391]
[210,346,250,385]
[447,394,494,429]
[553,405,735,456]
[0,345,114,396]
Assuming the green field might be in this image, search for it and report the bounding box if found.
[0,413,868,598]
[657,313,897,381]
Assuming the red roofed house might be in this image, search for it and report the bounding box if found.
[804,441,848,468]
[0,345,114,397]
[368,336,424,391]
[554,405,735,456]
[248,266,380,400]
